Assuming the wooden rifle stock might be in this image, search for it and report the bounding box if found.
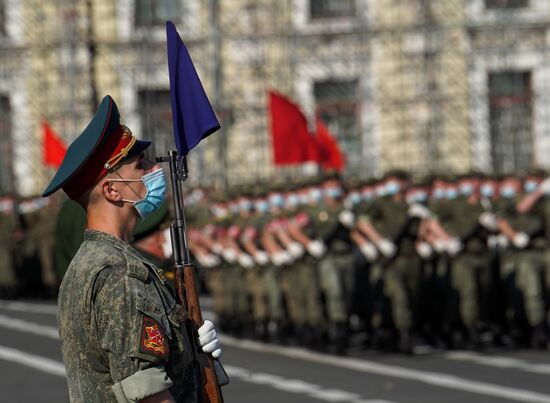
[159,151,226,403]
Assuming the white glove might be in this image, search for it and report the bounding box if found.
[487,235,498,250]
[496,234,509,249]
[432,239,447,253]
[211,243,224,255]
[222,249,237,263]
[479,212,498,231]
[338,210,355,229]
[539,177,550,193]
[253,251,269,266]
[513,232,530,249]
[416,242,433,259]
[287,242,305,259]
[377,238,396,258]
[307,240,326,258]
[238,253,254,269]
[360,242,378,262]
[445,238,462,257]
[198,320,222,359]
[271,251,291,266]
[408,203,431,219]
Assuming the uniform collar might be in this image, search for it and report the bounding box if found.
[84,229,133,252]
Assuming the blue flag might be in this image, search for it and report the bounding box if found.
[166,21,220,156]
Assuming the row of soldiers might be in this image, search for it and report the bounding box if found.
[184,170,550,354]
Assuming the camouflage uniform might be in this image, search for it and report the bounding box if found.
[447,197,494,340]
[0,200,17,297]
[369,196,421,342]
[58,230,197,403]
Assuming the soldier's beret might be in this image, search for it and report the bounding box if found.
[42,95,151,199]
[133,202,169,241]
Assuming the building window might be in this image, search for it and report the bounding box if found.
[488,71,532,173]
[484,0,529,9]
[314,79,359,170]
[138,89,173,159]
[134,0,182,27]
[0,96,13,194]
[310,0,356,19]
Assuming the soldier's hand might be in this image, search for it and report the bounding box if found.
[377,238,396,258]
[338,210,355,229]
[407,203,431,219]
[479,212,498,231]
[359,242,378,262]
[415,241,433,259]
[222,249,237,263]
[307,240,326,258]
[198,320,222,359]
[288,242,305,259]
[270,251,291,266]
[538,177,550,194]
[445,238,462,256]
[513,232,530,249]
[237,253,254,269]
[253,251,269,266]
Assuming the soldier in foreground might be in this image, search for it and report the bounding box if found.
[42,96,222,403]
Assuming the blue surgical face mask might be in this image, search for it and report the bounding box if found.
[385,180,400,195]
[524,180,538,194]
[446,188,458,200]
[432,188,446,200]
[415,191,428,203]
[500,186,517,199]
[239,199,252,212]
[255,200,269,214]
[480,184,494,198]
[325,187,343,199]
[459,183,474,196]
[286,194,300,208]
[347,191,361,205]
[269,193,285,208]
[309,188,323,203]
[112,168,166,219]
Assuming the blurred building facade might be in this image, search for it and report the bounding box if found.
[0,0,549,196]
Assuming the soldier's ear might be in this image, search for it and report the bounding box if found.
[101,179,122,203]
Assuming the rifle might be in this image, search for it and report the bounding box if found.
[157,150,229,403]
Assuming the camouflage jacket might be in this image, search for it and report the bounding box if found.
[58,230,197,403]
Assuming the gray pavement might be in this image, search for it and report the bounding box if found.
[1,299,550,403]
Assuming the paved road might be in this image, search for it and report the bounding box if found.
[1,299,550,403]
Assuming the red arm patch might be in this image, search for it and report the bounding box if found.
[139,316,169,360]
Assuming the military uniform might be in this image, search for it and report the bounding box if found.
[43,95,220,402]
[58,230,196,402]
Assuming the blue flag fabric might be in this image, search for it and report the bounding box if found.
[166,21,220,156]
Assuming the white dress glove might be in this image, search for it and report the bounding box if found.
[539,177,550,193]
[307,240,326,258]
[513,232,530,249]
[287,242,305,259]
[222,249,237,263]
[253,251,269,266]
[359,242,378,262]
[496,234,509,249]
[479,212,498,231]
[211,243,224,255]
[198,320,222,359]
[432,239,447,254]
[408,203,431,219]
[237,253,254,269]
[271,251,291,266]
[416,241,433,259]
[377,238,396,258]
[445,238,462,257]
[338,210,355,229]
